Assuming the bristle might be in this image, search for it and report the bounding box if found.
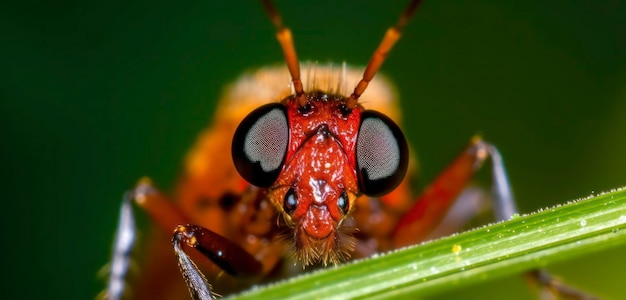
[327,63,334,94]
[286,223,357,267]
[311,62,318,92]
[334,62,345,96]
[304,62,312,93]
[301,62,356,98]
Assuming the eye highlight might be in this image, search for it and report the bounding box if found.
[355,110,408,197]
[283,187,298,214]
[337,190,349,215]
[232,103,289,187]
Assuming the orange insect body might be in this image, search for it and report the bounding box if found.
[104,2,597,299]
[128,65,411,298]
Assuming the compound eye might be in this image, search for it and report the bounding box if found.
[232,103,289,187]
[356,110,408,197]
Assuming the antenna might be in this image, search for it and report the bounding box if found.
[260,0,307,106]
[261,0,423,108]
[347,0,423,108]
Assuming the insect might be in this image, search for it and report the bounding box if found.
[103,1,598,299]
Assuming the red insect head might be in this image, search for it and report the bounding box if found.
[273,93,361,265]
[232,90,408,267]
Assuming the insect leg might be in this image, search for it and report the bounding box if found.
[484,143,517,222]
[172,224,264,300]
[389,136,518,246]
[391,138,598,300]
[483,145,599,300]
[418,186,491,241]
[391,136,489,248]
[526,269,600,300]
[104,178,189,300]
[104,190,137,300]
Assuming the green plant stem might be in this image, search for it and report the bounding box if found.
[231,187,626,299]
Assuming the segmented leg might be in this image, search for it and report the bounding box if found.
[391,136,599,300]
[104,190,137,300]
[172,232,215,300]
[526,270,600,300]
[105,178,176,300]
[106,177,281,300]
[172,224,267,300]
[392,136,492,247]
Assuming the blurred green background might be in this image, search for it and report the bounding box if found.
[3,0,625,299]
